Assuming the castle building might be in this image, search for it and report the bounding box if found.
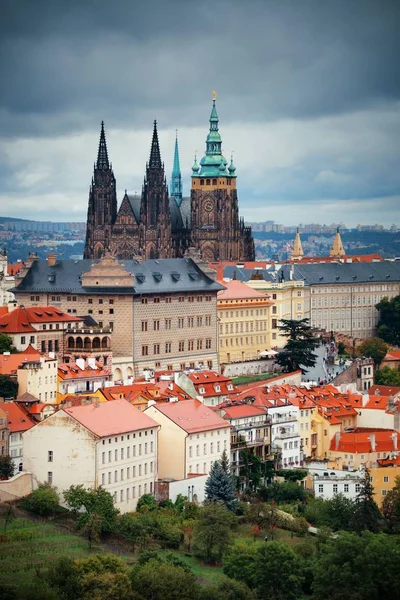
[84,97,254,262]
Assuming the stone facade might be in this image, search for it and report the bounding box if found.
[84,100,253,263]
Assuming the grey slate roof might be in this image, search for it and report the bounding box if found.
[126,194,190,230]
[223,261,400,286]
[14,258,224,296]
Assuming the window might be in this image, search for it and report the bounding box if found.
[141,298,148,304]
[141,321,148,332]
[344,484,349,493]
[102,452,105,464]
[188,340,194,351]
[48,451,53,462]
[142,345,148,356]
[197,339,203,350]
[165,297,172,303]
[318,484,323,493]
[165,318,171,329]
[355,483,360,493]
[165,342,172,353]
[178,317,184,328]
[333,484,338,493]
[272,318,277,329]
[154,344,160,355]
[384,476,389,483]
[153,297,160,303]
[205,338,211,349]
[382,489,387,496]
[48,472,53,484]
[109,308,114,314]
[179,341,185,352]
[178,296,184,303]
[153,320,160,330]
[197,316,203,327]
[99,299,103,304]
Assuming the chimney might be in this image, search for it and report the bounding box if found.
[47,253,57,267]
[369,433,376,452]
[391,432,398,451]
[335,431,341,450]
[375,389,381,396]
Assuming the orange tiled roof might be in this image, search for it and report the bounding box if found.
[64,398,158,437]
[0,352,42,375]
[187,371,235,398]
[1,401,35,432]
[0,305,81,334]
[383,351,400,362]
[150,399,230,433]
[58,362,110,380]
[369,385,400,397]
[29,403,55,414]
[330,430,399,453]
[7,262,24,276]
[219,404,266,419]
[100,383,160,402]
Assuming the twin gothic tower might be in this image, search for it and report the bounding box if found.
[84,98,254,262]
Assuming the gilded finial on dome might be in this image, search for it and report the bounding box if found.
[212,90,217,102]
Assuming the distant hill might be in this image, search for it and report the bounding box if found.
[0,216,32,223]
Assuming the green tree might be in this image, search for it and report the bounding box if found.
[375,365,400,386]
[358,337,388,365]
[253,541,304,600]
[275,469,308,482]
[22,484,59,516]
[349,468,381,533]
[200,578,256,600]
[326,494,355,531]
[382,476,400,533]
[118,512,153,552]
[2,503,15,532]
[260,481,306,503]
[223,542,258,589]
[337,341,346,355]
[193,503,235,564]
[131,558,199,600]
[82,511,101,549]
[63,485,119,533]
[275,318,319,373]
[376,295,400,345]
[312,532,400,600]
[0,334,16,354]
[136,493,157,512]
[0,455,14,479]
[0,375,18,399]
[220,449,230,473]
[205,460,237,510]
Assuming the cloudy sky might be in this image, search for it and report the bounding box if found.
[0,0,399,226]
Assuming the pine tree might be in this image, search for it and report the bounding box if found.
[275,318,319,374]
[220,449,230,474]
[350,467,381,533]
[205,461,237,511]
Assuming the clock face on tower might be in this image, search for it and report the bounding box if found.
[204,199,214,212]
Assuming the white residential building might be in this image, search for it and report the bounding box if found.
[0,402,35,472]
[144,399,231,480]
[313,472,362,501]
[23,399,158,512]
[17,355,58,404]
[268,403,301,468]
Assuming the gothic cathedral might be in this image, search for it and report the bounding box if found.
[84,98,254,262]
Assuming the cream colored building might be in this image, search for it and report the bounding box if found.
[23,399,158,512]
[17,356,58,404]
[144,399,231,480]
[217,280,272,364]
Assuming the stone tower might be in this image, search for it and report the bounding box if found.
[330,227,346,258]
[291,228,304,261]
[190,94,254,262]
[170,131,183,206]
[84,122,117,259]
[139,121,173,259]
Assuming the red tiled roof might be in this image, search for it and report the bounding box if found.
[220,404,266,419]
[217,280,271,302]
[7,262,24,276]
[0,352,42,375]
[29,403,55,414]
[149,399,230,433]
[100,383,160,402]
[330,430,399,453]
[0,305,81,334]
[364,395,394,410]
[369,385,400,397]
[1,402,35,432]
[187,371,235,398]
[377,456,400,467]
[383,351,400,362]
[58,362,110,380]
[64,399,158,437]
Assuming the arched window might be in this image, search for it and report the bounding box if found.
[101,337,109,349]
[206,179,211,185]
[84,337,91,350]
[212,178,217,185]
[200,179,204,185]
[67,337,75,349]
[92,337,100,349]
[75,337,83,349]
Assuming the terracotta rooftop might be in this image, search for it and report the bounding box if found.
[149,399,230,433]
[1,401,35,432]
[330,430,399,454]
[369,385,400,397]
[383,351,400,362]
[217,279,271,302]
[219,404,267,419]
[64,398,158,437]
[0,352,42,376]
[58,362,110,380]
[0,305,81,334]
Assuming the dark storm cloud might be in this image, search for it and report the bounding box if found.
[0,0,399,137]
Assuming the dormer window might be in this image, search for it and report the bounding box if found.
[199,387,205,394]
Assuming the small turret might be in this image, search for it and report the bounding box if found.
[330,227,346,258]
[291,228,304,261]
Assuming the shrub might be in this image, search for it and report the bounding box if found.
[21,485,59,516]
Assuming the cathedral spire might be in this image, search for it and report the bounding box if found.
[291,227,304,261]
[96,121,109,170]
[170,131,182,206]
[149,120,162,169]
[330,226,346,258]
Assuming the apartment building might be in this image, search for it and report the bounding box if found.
[17,354,58,404]
[328,430,400,470]
[217,279,273,363]
[0,402,34,471]
[23,399,158,512]
[13,253,223,378]
[57,359,111,397]
[144,399,230,480]
[183,371,235,407]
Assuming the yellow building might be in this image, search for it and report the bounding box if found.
[369,461,400,507]
[217,280,273,364]
[17,355,58,404]
[328,430,400,471]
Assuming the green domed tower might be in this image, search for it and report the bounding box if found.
[190,93,254,262]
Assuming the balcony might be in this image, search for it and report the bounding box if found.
[232,419,271,433]
[232,436,267,449]
[271,414,297,424]
[274,430,299,440]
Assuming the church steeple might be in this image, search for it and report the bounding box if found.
[196,92,230,178]
[96,121,109,170]
[330,227,346,258]
[149,120,162,169]
[291,227,304,261]
[170,131,182,206]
